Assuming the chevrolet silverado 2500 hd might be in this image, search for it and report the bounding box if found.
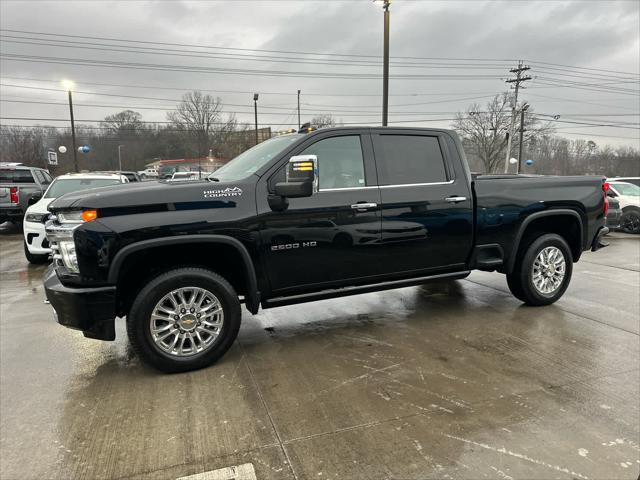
[43,127,610,372]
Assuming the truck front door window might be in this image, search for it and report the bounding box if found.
[300,136,366,190]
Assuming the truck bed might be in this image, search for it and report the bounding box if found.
[472,174,606,270]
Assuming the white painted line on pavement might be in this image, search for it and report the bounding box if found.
[177,463,257,480]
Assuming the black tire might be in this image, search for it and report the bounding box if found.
[506,233,573,306]
[506,274,527,302]
[23,240,49,264]
[127,267,241,373]
[620,210,640,234]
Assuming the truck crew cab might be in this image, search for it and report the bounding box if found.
[43,127,610,372]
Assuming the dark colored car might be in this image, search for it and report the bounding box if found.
[0,163,53,225]
[43,127,609,372]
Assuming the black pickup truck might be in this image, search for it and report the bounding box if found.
[43,127,609,372]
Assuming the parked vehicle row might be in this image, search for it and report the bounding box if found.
[42,126,610,372]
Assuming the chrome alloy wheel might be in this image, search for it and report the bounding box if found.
[149,287,224,357]
[532,246,566,295]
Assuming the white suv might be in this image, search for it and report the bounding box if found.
[23,172,128,263]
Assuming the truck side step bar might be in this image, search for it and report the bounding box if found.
[262,271,471,309]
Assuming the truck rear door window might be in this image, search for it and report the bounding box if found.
[374,135,448,185]
[0,170,35,183]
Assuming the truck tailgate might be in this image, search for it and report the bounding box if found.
[0,186,12,206]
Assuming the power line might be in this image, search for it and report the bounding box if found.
[4,98,637,120]
[0,36,513,70]
[0,116,460,126]
[0,28,518,63]
[0,84,501,111]
[0,53,508,80]
[0,75,504,98]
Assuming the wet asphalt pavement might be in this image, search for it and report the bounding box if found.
[0,223,638,480]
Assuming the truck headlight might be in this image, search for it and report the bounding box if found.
[25,213,46,222]
[58,240,79,273]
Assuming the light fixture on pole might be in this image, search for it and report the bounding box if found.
[253,93,259,145]
[62,80,79,172]
[374,0,391,127]
[118,144,124,171]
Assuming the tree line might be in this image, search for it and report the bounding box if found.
[0,91,259,174]
[1,90,637,177]
[454,93,639,176]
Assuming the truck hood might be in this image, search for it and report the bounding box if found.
[48,179,252,211]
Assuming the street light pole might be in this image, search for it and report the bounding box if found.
[382,0,391,127]
[63,80,79,172]
[118,144,124,171]
[297,89,301,129]
[253,93,259,145]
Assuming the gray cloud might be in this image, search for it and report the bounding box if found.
[0,0,638,146]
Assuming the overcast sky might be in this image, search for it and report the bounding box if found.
[1,0,638,147]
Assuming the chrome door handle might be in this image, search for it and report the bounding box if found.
[351,202,378,210]
[445,196,467,203]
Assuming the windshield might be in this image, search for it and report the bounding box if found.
[210,135,302,182]
[612,182,640,196]
[44,178,122,198]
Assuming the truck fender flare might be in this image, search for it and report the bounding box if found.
[108,235,260,314]
[507,209,583,273]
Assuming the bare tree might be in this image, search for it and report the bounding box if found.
[167,91,223,157]
[454,93,555,173]
[0,126,49,167]
[453,94,511,173]
[101,110,144,134]
[311,114,340,128]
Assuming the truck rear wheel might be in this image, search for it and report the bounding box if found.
[126,267,241,373]
[506,233,573,306]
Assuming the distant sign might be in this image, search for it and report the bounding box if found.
[47,150,58,166]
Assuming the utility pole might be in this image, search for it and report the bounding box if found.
[63,80,79,173]
[381,0,391,126]
[517,103,529,174]
[253,93,259,145]
[297,90,301,129]
[118,144,124,171]
[503,61,531,173]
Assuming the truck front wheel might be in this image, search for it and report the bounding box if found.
[506,233,573,306]
[126,267,241,373]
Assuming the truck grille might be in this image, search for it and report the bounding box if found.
[45,216,74,268]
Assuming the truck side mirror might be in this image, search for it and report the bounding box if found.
[28,192,42,206]
[274,155,318,199]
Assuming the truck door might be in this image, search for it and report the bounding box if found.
[258,132,383,293]
[371,130,473,274]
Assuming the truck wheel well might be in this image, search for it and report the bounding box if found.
[511,214,582,272]
[115,243,249,317]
